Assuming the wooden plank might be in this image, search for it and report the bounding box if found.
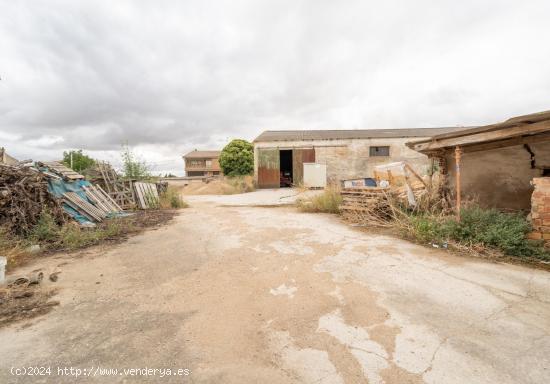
[95,185,123,211]
[412,120,550,152]
[90,185,119,213]
[88,186,118,213]
[133,182,159,209]
[134,182,147,209]
[41,161,84,180]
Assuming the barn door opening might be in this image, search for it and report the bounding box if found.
[292,148,315,186]
[279,150,293,187]
[258,148,280,188]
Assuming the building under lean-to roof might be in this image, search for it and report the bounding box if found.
[407,110,550,211]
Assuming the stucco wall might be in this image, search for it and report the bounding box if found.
[445,141,550,210]
[254,137,432,184]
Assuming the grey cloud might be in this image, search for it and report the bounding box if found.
[1,0,550,174]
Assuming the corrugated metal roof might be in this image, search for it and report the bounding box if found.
[253,127,467,142]
[183,150,221,159]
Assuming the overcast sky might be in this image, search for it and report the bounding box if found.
[1,0,550,175]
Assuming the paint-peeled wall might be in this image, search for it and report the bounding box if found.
[445,141,550,210]
[254,137,432,184]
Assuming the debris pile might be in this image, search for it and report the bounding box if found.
[339,161,432,226]
[0,163,66,235]
[90,162,161,209]
[0,270,59,328]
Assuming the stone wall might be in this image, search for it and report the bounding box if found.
[529,177,550,244]
[444,141,550,210]
[254,137,432,185]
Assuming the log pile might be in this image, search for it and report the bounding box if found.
[0,163,66,235]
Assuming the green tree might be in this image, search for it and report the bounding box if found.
[121,144,151,179]
[62,150,95,172]
[219,139,254,176]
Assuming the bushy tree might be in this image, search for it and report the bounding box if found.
[62,150,95,172]
[219,139,254,176]
[121,144,151,179]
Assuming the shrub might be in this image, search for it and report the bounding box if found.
[29,210,60,242]
[160,187,189,209]
[219,139,254,176]
[401,206,549,260]
[297,187,343,213]
[121,143,151,179]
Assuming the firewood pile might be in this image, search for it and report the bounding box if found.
[0,163,66,235]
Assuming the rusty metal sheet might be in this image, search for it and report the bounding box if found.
[258,148,280,188]
[292,148,315,186]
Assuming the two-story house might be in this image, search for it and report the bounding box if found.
[183,150,222,177]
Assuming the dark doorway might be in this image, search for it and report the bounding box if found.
[279,150,293,187]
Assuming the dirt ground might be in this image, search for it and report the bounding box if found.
[0,190,549,383]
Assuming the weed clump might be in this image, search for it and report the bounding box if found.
[401,207,549,261]
[160,186,188,209]
[297,186,343,214]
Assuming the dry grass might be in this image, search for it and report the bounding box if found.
[159,186,189,209]
[181,176,255,195]
[1,210,177,271]
[221,175,256,194]
[297,186,343,213]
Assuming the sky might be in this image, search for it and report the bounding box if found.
[1,0,550,175]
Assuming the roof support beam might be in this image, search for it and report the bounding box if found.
[411,120,550,153]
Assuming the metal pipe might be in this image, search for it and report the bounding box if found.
[455,146,462,221]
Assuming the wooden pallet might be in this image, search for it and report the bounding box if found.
[95,162,136,209]
[133,182,159,209]
[40,161,84,180]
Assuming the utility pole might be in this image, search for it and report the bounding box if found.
[70,151,73,170]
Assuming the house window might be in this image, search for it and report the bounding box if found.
[370,146,390,157]
[205,160,212,168]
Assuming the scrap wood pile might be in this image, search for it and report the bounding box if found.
[1,156,168,237]
[0,163,66,235]
[90,161,161,210]
[0,160,127,235]
[340,187,394,226]
[340,161,432,226]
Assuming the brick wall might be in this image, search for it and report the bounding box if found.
[529,177,550,244]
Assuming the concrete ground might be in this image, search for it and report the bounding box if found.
[1,190,549,383]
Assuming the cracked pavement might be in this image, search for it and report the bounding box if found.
[1,190,549,383]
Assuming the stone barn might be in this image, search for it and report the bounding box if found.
[253,128,462,188]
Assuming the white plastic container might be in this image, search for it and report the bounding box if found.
[0,256,6,286]
[303,163,327,188]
